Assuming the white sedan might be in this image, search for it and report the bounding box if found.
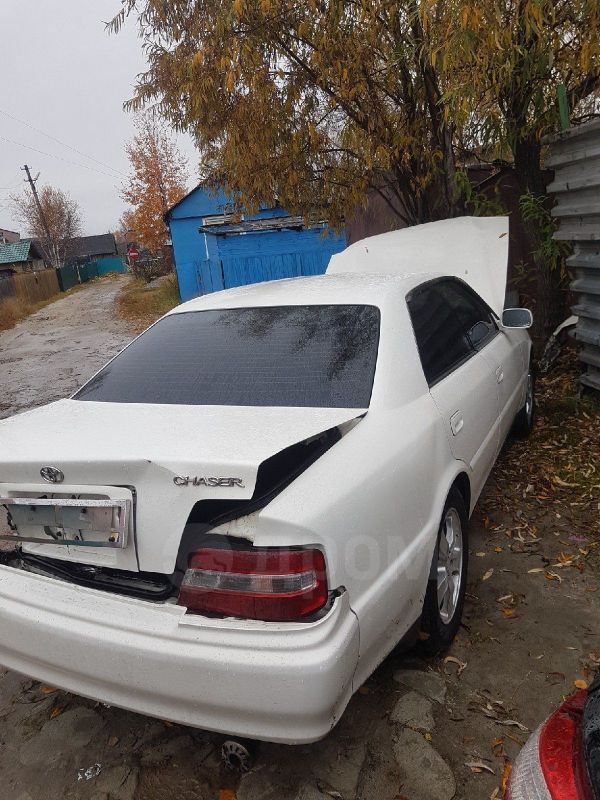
[0,217,532,745]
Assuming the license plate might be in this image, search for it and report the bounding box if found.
[0,496,130,548]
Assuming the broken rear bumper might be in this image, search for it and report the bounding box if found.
[0,565,359,744]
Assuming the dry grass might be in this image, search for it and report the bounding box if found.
[115,273,181,331]
[0,295,60,332]
[0,275,122,333]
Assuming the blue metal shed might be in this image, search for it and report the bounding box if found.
[166,186,346,301]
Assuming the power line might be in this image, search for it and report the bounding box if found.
[0,134,124,182]
[0,108,128,178]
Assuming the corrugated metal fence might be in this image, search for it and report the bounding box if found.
[545,118,600,392]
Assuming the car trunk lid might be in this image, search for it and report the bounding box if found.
[0,399,364,572]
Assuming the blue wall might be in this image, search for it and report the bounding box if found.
[167,187,346,301]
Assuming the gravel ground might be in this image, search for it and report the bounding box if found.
[0,275,135,421]
[0,276,598,800]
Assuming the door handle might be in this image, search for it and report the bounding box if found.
[496,366,504,383]
[450,411,464,436]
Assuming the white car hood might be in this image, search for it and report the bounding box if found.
[0,399,364,572]
[328,216,509,316]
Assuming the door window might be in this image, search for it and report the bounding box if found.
[407,278,497,386]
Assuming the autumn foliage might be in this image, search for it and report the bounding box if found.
[111,0,600,229]
[121,114,187,254]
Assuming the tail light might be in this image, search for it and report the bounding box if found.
[178,547,328,621]
[506,691,593,800]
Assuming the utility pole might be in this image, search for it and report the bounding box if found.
[21,164,55,266]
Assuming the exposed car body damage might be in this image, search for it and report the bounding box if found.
[0,217,533,744]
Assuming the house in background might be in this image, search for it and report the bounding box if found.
[0,228,20,245]
[0,239,47,278]
[165,186,346,301]
[65,234,118,265]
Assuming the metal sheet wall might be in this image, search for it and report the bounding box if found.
[545,119,600,392]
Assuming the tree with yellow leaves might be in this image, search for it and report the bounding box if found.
[111,2,464,227]
[121,114,188,254]
[111,0,600,234]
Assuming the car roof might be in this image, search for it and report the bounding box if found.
[168,272,439,315]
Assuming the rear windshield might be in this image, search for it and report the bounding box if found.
[74,305,380,408]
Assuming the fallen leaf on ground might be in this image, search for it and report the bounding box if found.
[465,761,495,775]
[502,759,512,794]
[553,476,580,488]
[40,686,57,695]
[50,706,63,719]
[495,719,528,732]
[482,569,494,581]
[443,655,467,675]
[545,571,562,583]
[108,736,119,747]
[218,791,237,800]
[574,679,588,690]
[527,568,544,574]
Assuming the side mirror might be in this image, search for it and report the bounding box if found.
[502,308,533,329]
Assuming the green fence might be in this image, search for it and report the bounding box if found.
[56,257,127,291]
[94,257,127,276]
[56,265,78,291]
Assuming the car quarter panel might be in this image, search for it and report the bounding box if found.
[235,293,469,683]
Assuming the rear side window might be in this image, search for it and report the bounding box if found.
[74,305,380,408]
[407,283,473,385]
[440,281,497,350]
[407,278,497,386]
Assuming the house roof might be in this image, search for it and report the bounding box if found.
[198,215,325,235]
[67,234,117,259]
[164,183,205,220]
[0,239,38,265]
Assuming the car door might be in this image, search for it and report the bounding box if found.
[439,279,525,450]
[478,328,527,447]
[407,279,501,502]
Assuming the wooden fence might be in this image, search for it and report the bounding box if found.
[0,269,60,309]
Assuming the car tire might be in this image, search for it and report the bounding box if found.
[420,488,469,655]
[512,368,535,439]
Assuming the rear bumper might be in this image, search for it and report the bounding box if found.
[0,565,359,743]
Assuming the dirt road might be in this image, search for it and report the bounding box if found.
[0,277,598,800]
[0,276,135,420]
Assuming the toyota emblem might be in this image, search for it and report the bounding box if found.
[40,466,64,484]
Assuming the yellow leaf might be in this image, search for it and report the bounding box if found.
[575,679,588,690]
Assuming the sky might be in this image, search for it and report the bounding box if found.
[0,0,198,236]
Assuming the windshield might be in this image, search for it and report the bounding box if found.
[74,304,380,408]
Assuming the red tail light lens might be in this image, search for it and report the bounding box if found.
[506,690,593,800]
[178,547,328,621]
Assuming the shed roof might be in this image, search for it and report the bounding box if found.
[67,234,117,258]
[0,239,37,265]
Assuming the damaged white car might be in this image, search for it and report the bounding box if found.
[0,217,532,745]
